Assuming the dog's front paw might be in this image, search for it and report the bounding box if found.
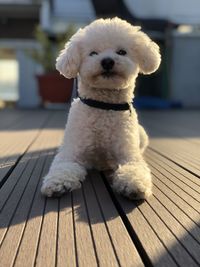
[41,176,81,197]
[118,183,152,200]
[41,162,87,197]
[112,162,152,200]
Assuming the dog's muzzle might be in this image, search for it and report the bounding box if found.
[101,58,115,70]
[101,58,116,78]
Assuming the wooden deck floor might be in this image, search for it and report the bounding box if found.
[0,109,200,267]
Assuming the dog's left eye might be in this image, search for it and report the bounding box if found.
[89,51,98,56]
[116,49,127,56]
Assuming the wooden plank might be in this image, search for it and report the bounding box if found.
[140,111,200,151]
[56,194,76,267]
[0,111,65,267]
[0,110,23,130]
[0,116,38,159]
[146,149,200,187]
[0,137,40,185]
[144,196,200,265]
[149,170,200,227]
[146,159,200,213]
[104,189,178,267]
[0,154,48,266]
[144,121,200,160]
[149,140,200,177]
[0,110,67,187]
[72,187,98,267]
[14,154,54,267]
[146,150,200,236]
[34,197,59,267]
[0,135,57,266]
[58,171,144,267]
[138,199,199,266]
[0,111,51,185]
[89,171,144,267]
[0,152,41,245]
[105,184,199,267]
[146,152,200,202]
[81,177,120,267]
[139,111,200,176]
[149,141,200,173]
[15,113,65,267]
[0,110,49,148]
[0,121,62,210]
[14,113,66,267]
[140,110,200,146]
[151,184,200,244]
[1,109,200,267]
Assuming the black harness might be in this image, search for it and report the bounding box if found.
[79,97,132,114]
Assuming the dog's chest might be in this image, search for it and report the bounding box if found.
[87,110,132,169]
[69,101,137,170]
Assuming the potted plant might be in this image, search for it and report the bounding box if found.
[30,25,76,106]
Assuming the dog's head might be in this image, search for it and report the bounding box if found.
[56,17,161,89]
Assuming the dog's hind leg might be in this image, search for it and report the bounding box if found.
[139,125,149,154]
[41,151,87,197]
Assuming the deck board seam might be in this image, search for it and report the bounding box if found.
[71,193,80,267]
[147,160,200,204]
[0,147,45,248]
[148,146,200,169]
[0,112,53,190]
[33,197,47,267]
[30,125,63,267]
[150,169,200,214]
[146,150,200,187]
[55,198,60,267]
[143,201,200,266]
[152,191,200,244]
[152,192,200,245]
[137,204,182,267]
[11,153,50,267]
[88,174,122,267]
[100,172,154,267]
[81,185,100,267]
[0,152,35,213]
[146,156,200,201]
[0,151,31,190]
[0,133,54,212]
[148,147,200,179]
[148,158,200,195]
[166,152,200,172]
[152,183,200,228]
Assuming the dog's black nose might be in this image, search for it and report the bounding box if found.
[101,58,115,70]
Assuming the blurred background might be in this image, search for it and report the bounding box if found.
[0,0,200,109]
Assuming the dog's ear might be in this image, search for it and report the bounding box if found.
[56,29,83,78]
[133,31,161,75]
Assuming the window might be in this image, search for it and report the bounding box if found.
[0,49,19,101]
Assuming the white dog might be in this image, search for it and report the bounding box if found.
[41,17,161,199]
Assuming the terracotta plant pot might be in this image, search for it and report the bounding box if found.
[37,72,74,104]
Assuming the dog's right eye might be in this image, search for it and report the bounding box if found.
[89,51,98,56]
[116,49,127,56]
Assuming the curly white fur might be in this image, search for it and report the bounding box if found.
[41,17,161,199]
